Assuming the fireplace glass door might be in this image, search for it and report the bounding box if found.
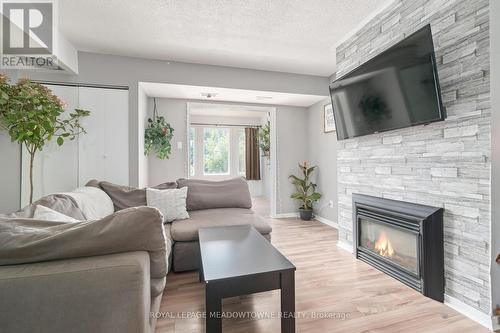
[358,217,419,275]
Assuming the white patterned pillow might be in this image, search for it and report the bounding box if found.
[34,205,80,222]
[146,187,189,223]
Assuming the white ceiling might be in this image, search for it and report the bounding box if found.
[140,82,327,107]
[60,0,389,76]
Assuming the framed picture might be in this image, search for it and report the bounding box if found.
[324,104,336,133]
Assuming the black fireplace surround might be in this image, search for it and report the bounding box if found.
[353,194,444,302]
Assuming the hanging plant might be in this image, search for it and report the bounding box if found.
[144,98,174,159]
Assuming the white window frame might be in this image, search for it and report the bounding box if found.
[202,126,231,176]
[188,126,196,177]
[236,128,246,176]
[190,126,249,180]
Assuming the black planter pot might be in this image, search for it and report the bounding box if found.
[298,208,313,221]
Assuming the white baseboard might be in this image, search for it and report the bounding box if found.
[314,215,339,229]
[444,295,494,331]
[273,212,299,219]
[336,239,354,254]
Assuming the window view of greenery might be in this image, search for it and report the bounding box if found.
[238,129,246,175]
[189,127,195,176]
[203,127,230,175]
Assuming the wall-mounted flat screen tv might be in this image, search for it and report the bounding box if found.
[329,24,445,140]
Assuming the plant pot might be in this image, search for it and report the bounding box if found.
[298,208,313,221]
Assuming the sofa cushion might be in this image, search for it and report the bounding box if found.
[177,177,252,211]
[0,251,160,333]
[98,181,178,211]
[170,208,272,242]
[172,234,271,272]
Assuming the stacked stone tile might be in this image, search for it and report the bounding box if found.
[335,0,490,314]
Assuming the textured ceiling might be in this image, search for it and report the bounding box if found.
[59,0,388,76]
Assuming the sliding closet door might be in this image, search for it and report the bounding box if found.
[78,87,129,186]
[20,84,80,206]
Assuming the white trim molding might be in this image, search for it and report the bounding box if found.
[444,295,495,331]
[337,239,354,254]
[273,212,299,219]
[314,215,339,229]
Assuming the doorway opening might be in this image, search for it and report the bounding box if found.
[186,102,277,216]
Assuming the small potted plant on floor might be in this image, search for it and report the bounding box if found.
[289,162,322,221]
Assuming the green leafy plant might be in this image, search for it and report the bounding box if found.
[289,162,322,210]
[144,98,174,160]
[0,75,90,203]
[259,120,270,157]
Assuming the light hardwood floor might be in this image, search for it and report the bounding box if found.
[156,198,489,333]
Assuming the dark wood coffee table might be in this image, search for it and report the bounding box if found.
[199,225,296,333]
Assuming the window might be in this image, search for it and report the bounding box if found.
[238,129,246,175]
[203,127,230,175]
[188,127,195,177]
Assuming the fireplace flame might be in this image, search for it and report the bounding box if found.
[374,232,395,257]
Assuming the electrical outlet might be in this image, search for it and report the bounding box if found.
[328,200,334,208]
[177,141,183,150]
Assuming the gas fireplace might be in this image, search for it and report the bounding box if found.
[353,194,444,302]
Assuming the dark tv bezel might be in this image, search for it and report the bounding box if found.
[329,24,446,141]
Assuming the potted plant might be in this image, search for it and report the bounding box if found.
[0,75,90,203]
[289,162,322,220]
[144,98,174,159]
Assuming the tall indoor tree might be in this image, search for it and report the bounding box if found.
[0,75,90,203]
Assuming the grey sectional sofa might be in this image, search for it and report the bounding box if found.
[0,187,169,333]
[0,177,271,333]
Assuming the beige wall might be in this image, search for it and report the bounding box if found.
[275,105,310,214]
[306,98,338,222]
[147,98,189,186]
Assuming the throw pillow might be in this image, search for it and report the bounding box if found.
[146,187,189,223]
[98,180,178,211]
[34,205,79,222]
[60,187,114,220]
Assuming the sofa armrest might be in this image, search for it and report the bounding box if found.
[0,251,161,333]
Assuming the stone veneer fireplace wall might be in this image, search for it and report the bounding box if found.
[335,0,490,315]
